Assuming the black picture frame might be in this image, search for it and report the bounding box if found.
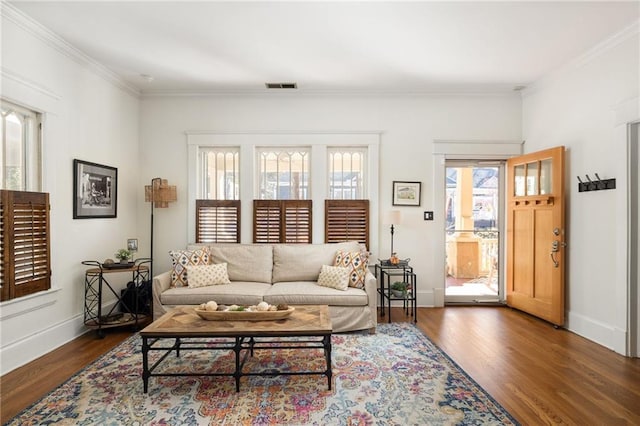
[392,181,421,206]
[73,159,117,219]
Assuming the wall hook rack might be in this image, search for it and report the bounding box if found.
[577,173,616,192]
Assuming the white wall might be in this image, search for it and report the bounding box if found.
[0,6,140,374]
[522,26,639,353]
[139,93,522,305]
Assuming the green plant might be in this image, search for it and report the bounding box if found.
[114,248,132,261]
[391,281,409,297]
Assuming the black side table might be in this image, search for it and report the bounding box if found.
[374,263,417,323]
[82,258,151,337]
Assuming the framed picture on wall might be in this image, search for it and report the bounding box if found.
[73,159,117,219]
[392,181,421,206]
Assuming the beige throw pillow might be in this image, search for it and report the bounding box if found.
[317,264,350,291]
[186,263,231,288]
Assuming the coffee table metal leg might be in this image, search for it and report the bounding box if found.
[175,337,181,357]
[142,336,150,393]
[234,337,242,392]
[323,334,332,390]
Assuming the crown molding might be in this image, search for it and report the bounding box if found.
[523,20,640,97]
[141,88,520,98]
[1,2,140,98]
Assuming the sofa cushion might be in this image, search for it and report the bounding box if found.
[169,247,211,287]
[317,264,350,291]
[161,281,271,306]
[334,249,369,289]
[185,263,230,288]
[264,281,369,306]
[191,244,273,283]
[272,241,361,282]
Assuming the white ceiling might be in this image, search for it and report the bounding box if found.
[8,1,640,95]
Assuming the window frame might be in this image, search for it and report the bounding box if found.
[187,133,380,252]
[327,147,367,200]
[198,146,240,200]
[1,99,43,192]
[256,146,311,200]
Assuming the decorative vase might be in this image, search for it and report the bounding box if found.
[391,289,405,298]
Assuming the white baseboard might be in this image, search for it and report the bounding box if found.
[0,313,88,375]
[566,310,628,355]
[0,299,120,375]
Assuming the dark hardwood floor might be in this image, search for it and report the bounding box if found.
[2,306,640,424]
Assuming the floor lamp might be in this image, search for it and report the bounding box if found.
[145,178,177,280]
[383,210,402,259]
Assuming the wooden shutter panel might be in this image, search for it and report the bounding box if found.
[195,200,240,243]
[283,200,312,243]
[253,200,312,243]
[325,199,369,250]
[253,200,282,243]
[1,190,51,301]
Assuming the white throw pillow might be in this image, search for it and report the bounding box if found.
[317,264,350,291]
[185,263,231,288]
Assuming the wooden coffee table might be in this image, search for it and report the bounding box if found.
[140,305,333,393]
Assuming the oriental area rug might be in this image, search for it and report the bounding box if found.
[7,323,519,425]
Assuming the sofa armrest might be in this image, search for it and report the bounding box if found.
[152,271,171,319]
[364,270,378,331]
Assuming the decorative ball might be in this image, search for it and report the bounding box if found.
[205,301,218,311]
[103,258,114,265]
[256,301,270,311]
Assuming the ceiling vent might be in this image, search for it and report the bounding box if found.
[265,82,298,89]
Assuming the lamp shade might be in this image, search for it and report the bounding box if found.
[383,210,402,225]
[145,178,177,208]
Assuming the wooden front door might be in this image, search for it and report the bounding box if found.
[506,146,566,326]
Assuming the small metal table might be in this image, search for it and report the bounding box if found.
[82,258,151,337]
[374,262,417,323]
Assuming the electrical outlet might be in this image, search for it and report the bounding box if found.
[424,211,434,221]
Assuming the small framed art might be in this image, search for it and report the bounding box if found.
[392,181,421,206]
[73,159,117,219]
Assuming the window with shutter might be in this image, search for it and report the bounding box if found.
[325,199,369,250]
[195,200,240,243]
[0,190,51,301]
[253,200,312,243]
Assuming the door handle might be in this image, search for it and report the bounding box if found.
[550,240,566,268]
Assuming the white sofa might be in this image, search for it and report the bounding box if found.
[152,241,377,333]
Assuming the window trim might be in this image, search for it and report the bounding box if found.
[327,146,368,200]
[256,146,311,200]
[187,132,380,251]
[1,99,43,192]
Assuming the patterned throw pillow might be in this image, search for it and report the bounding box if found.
[317,264,350,291]
[185,263,231,288]
[169,248,211,287]
[334,249,369,289]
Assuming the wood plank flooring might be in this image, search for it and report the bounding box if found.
[3,306,640,424]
